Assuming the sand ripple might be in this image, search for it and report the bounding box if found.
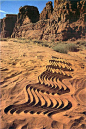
[1,40,86,129]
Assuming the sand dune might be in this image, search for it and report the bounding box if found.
[0,40,86,129]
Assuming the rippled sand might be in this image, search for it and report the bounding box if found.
[0,39,86,129]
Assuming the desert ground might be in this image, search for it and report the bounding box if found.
[0,38,86,129]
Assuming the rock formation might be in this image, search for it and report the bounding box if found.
[1,14,17,38]
[11,5,39,38]
[1,0,86,40]
[0,19,3,34]
[17,5,39,24]
[1,6,39,38]
[48,0,86,40]
[40,1,53,20]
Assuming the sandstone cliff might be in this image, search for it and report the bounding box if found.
[17,5,39,24]
[1,0,86,41]
[1,14,17,38]
[40,1,53,20]
[0,19,3,34]
[1,6,39,38]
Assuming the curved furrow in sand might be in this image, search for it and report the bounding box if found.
[38,74,51,86]
[57,78,68,91]
[35,89,47,107]
[44,74,57,88]
[60,98,72,110]
[46,64,73,73]
[38,75,44,85]
[27,87,36,106]
[4,57,74,116]
[31,88,40,106]
[49,58,71,65]
[40,92,52,108]
[1,40,86,129]
[44,70,71,83]
[46,94,59,108]
[43,99,71,117]
[53,77,63,89]
[4,86,35,114]
[43,75,52,86]
[27,83,68,95]
[4,86,72,116]
[38,70,70,94]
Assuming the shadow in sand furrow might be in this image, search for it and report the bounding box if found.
[49,59,72,66]
[35,89,47,107]
[47,101,72,117]
[14,102,72,116]
[4,102,72,116]
[46,65,73,72]
[62,101,72,110]
[4,58,73,117]
[39,71,72,82]
[39,92,54,108]
[4,86,72,116]
[27,83,70,95]
[4,105,14,114]
[37,59,72,94]
[51,56,71,64]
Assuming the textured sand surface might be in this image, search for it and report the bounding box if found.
[0,40,86,129]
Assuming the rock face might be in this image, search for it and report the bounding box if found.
[0,19,3,34]
[11,0,86,41]
[11,5,39,38]
[40,1,53,20]
[1,6,39,38]
[48,0,86,40]
[17,5,39,24]
[1,14,17,38]
[1,0,86,41]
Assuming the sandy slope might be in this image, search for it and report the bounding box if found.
[0,40,86,129]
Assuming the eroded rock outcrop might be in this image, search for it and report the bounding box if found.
[40,1,53,20]
[0,19,3,34]
[1,6,39,38]
[48,0,86,40]
[1,14,17,38]
[1,0,86,41]
[11,5,39,38]
[11,0,86,41]
[17,5,39,24]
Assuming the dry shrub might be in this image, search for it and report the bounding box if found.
[53,43,78,54]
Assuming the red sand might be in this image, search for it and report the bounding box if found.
[0,40,86,129]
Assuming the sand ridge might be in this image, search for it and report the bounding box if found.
[0,40,86,129]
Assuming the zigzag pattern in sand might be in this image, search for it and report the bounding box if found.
[4,57,73,116]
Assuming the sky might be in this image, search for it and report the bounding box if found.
[0,0,54,19]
